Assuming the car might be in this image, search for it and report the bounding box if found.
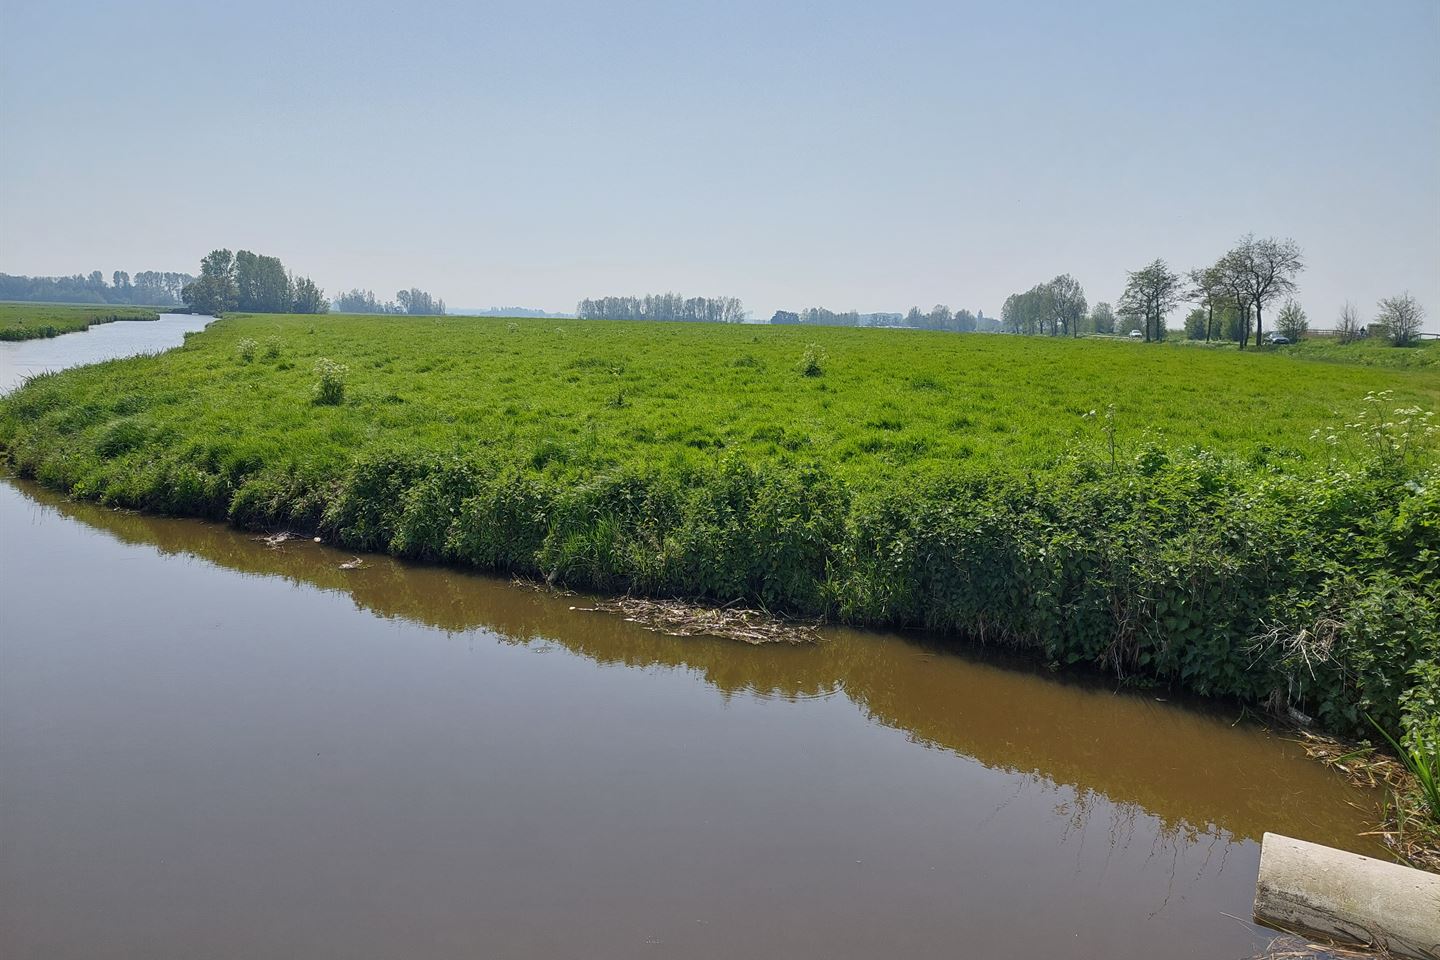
[1266,334,1291,345]
[1128,330,1143,339]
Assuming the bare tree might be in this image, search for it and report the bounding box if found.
[1375,292,1425,346]
[1227,235,1303,346]
[1335,301,1362,343]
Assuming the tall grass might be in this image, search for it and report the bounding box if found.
[1370,716,1440,822]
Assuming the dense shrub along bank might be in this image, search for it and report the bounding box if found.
[2,410,1436,750]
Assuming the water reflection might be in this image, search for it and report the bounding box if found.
[7,478,1379,856]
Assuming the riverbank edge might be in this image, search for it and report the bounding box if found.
[3,462,1436,871]
[1,416,1435,732]
[0,307,162,342]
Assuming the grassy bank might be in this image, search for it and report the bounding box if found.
[0,302,162,341]
[1,313,1437,752]
[1274,336,1440,369]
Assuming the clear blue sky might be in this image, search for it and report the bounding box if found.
[2,0,1437,326]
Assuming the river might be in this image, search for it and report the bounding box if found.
[0,315,1382,959]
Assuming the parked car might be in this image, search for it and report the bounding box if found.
[1266,334,1291,345]
[1128,330,1143,339]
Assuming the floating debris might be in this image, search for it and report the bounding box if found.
[568,596,821,645]
[256,531,300,548]
[1292,730,1440,874]
[1248,929,1396,959]
[338,557,366,570]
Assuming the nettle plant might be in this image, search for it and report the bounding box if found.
[311,358,349,405]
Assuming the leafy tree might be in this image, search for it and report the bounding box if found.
[769,310,800,325]
[1089,301,1115,334]
[928,304,953,330]
[1187,265,1227,341]
[1225,235,1303,347]
[1183,308,1208,340]
[0,271,191,306]
[575,294,739,323]
[1376,292,1425,346]
[234,251,292,312]
[1045,274,1087,337]
[1115,299,1144,336]
[181,249,239,315]
[1120,259,1183,342]
[1275,299,1307,341]
[291,275,329,314]
[335,289,395,313]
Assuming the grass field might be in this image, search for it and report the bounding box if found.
[2,312,1431,486]
[2,313,1437,746]
[0,302,161,341]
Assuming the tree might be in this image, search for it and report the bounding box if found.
[1120,259,1183,342]
[1226,235,1303,347]
[1115,299,1144,336]
[234,251,292,313]
[396,288,445,315]
[112,270,130,291]
[1188,266,1226,342]
[290,275,329,314]
[1214,250,1254,348]
[952,308,977,333]
[905,306,924,327]
[1335,301,1362,344]
[1089,301,1115,334]
[1375,292,1425,346]
[1183,308,1208,340]
[1045,274,1087,337]
[1275,299,1307,341]
[181,249,238,315]
[770,310,800,325]
[574,294,737,323]
[928,304,953,330]
[335,288,398,313]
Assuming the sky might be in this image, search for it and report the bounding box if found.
[2,0,1437,327]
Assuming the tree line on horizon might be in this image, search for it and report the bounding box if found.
[576,294,746,324]
[769,306,1001,332]
[0,270,193,307]
[1003,235,1427,347]
[334,288,446,315]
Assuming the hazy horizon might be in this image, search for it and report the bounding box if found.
[3,0,1437,329]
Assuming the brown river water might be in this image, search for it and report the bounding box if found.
[0,317,1385,959]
